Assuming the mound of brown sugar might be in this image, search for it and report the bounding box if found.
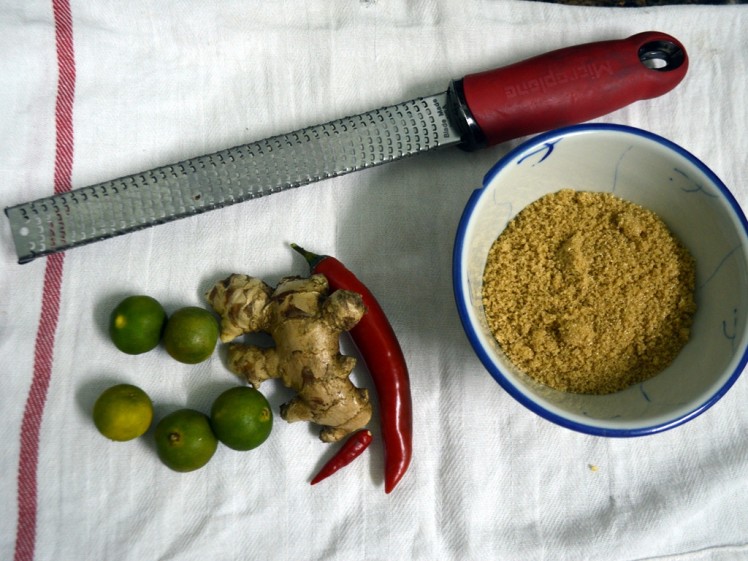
[482,189,696,395]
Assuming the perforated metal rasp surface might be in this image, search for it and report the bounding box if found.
[5,92,462,263]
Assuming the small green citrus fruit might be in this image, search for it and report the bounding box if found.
[109,295,167,355]
[93,384,153,441]
[210,386,273,451]
[154,409,218,472]
[162,307,219,364]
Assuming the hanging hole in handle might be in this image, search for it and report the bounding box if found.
[638,40,685,72]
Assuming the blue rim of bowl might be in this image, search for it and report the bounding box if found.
[452,123,748,437]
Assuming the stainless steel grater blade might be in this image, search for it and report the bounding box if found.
[5,93,461,264]
[4,32,689,263]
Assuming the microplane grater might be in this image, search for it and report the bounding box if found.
[4,32,688,263]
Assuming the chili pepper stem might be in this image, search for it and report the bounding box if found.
[290,243,326,270]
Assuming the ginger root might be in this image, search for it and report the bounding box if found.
[206,273,372,443]
[206,274,274,343]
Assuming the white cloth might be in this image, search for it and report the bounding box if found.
[1,1,747,560]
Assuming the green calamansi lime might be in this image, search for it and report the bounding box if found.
[154,409,218,472]
[210,386,273,451]
[162,306,219,364]
[93,384,154,441]
[109,295,167,355]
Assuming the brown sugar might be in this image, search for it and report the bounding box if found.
[481,189,696,395]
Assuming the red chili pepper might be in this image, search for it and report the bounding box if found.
[291,243,413,494]
[311,429,373,485]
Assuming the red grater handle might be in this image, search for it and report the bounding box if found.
[461,31,688,147]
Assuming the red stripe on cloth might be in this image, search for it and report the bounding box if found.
[14,1,75,560]
[14,254,65,561]
[52,0,76,196]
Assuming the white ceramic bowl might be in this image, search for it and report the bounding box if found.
[453,124,748,436]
